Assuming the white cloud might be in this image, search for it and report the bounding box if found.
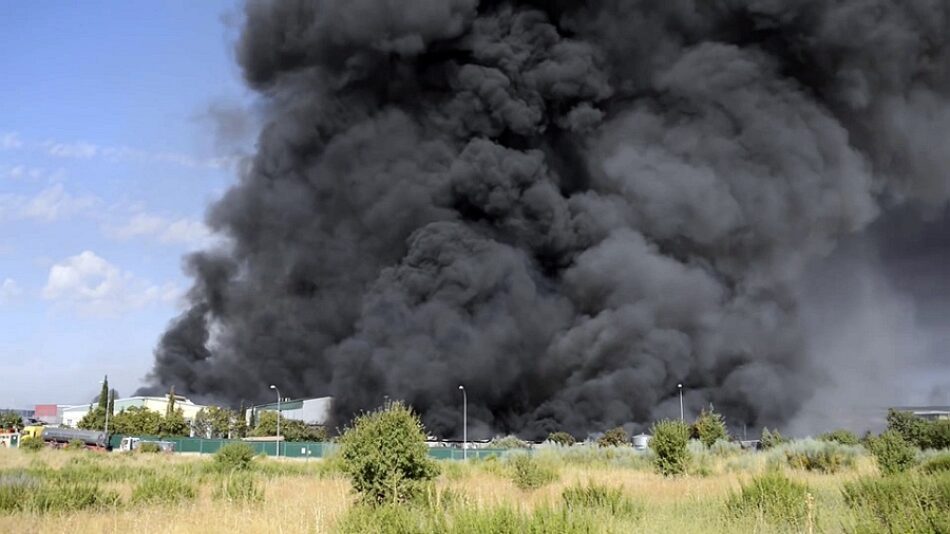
[42,251,180,315]
[0,164,65,182]
[1,132,23,150]
[0,278,22,303]
[104,212,214,248]
[0,184,99,222]
[46,141,98,159]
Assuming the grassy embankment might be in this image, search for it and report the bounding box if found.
[0,441,947,533]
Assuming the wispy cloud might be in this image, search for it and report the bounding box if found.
[0,278,22,303]
[42,139,235,169]
[0,132,23,150]
[103,212,215,248]
[0,164,66,182]
[42,251,180,315]
[0,184,100,222]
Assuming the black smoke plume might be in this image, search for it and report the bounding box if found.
[142,0,950,439]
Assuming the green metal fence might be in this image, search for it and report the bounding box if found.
[113,435,509,460]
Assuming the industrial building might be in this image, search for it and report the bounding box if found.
[61,395,208,428]
[246,396,331,426]
[891,406,950,421]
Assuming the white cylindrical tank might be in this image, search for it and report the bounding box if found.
[632,433,651,450]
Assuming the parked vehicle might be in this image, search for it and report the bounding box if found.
[119,436,175,452]
[20,425,110,450]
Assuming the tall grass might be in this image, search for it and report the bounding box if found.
[770,438,861,473]
[843,471,950,533]
[725,471,815,531]
[506,453,559,490]
[131,475,197,506]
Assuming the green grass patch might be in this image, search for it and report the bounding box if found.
[561,482,641,519]
[131,475,197,506]
[843,472,950,533]
[507,453,558,490]
[725,471,815,530]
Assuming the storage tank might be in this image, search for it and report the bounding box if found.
[632,433,651,451]
[40,427,109,449]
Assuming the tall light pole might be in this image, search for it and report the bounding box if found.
[269,385,281,458]
[678,384,684,422]
[458,385,467,460]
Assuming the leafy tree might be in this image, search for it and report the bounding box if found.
[818,429,860,446]
[692,407,729,448]
[159,408,189,437]
[489,435,529,449]
[927,420,950,450]
[651,420,691,476]
[112,406,162,436]
[0,411,22,430]
[867,430,917,475]
[547,431,576,446]
[77,406,106,431]
[886,409,928,448]
[338,401,438,505]
[760,428,787,449]
[597,427,629,447]
[97,376,109,412]
[250,411,327,441]
[193,406,236,439]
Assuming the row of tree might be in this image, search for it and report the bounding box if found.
[74,376,327,441]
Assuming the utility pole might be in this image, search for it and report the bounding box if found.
[678,383,684,422]
[269,385,281,458]
[458,385,467,460]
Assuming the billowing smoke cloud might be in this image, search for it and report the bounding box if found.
[142,0,950,439]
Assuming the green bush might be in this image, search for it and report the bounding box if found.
[19,436,44,452]
[597,427,629,447]
[213,443,256,472]
[651,420,690,476]
[547,431,576,447]
[0,473,118,514]
[781,439,859,473]
[64,439,86,451]
[843,472,950,533]
[338,401,439,505]
[137,442,162,454]
[212,472,263,503]
[561,483,641,519]
[489,435,529,449]
[692,408,728,448]
[131,475,197,505]
[867,431,917,475]
[818,429,860,446]
[919,453,950,475]
[725,471,813,530]
[508,453,558,490]
[760,427,786,449]
[338,503,598,534]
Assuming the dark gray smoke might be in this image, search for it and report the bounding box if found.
[142,0,950,439]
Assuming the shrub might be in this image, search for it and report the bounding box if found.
[843,472,950,533]
[597,427,629,447]
[547,431,575,447]
[131,475,197,505]
[338,401,439,505]
[867,431,917,475]
[781,439,859,473]
[692,408,728,448]
[19,436,44,452]
[212,472,263,503]
[760,427,787,449]
[818,429,860,446]
[214,443,256,472]
[710,439,743,457]
[725,471,813,530]
[1,474,118,514]
[927,420,950,450]
[508,453,559,490]
[490,435,529,449]
[886,409,929,448]
[64,439,86,451]
[919,453,950,475]
[137,442,162,454]
[30,483,120,513]
[339,503,598,534]
[651,420,690,476]
[561,483,641,519]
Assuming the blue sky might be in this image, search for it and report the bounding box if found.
[0,2,253,408]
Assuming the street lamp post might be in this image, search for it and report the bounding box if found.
[458,385,467,460]
[269,385,281,458]
[104,388,111,447]
[678,384,684,422]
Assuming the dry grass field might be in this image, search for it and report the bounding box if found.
[0,444,944,533]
